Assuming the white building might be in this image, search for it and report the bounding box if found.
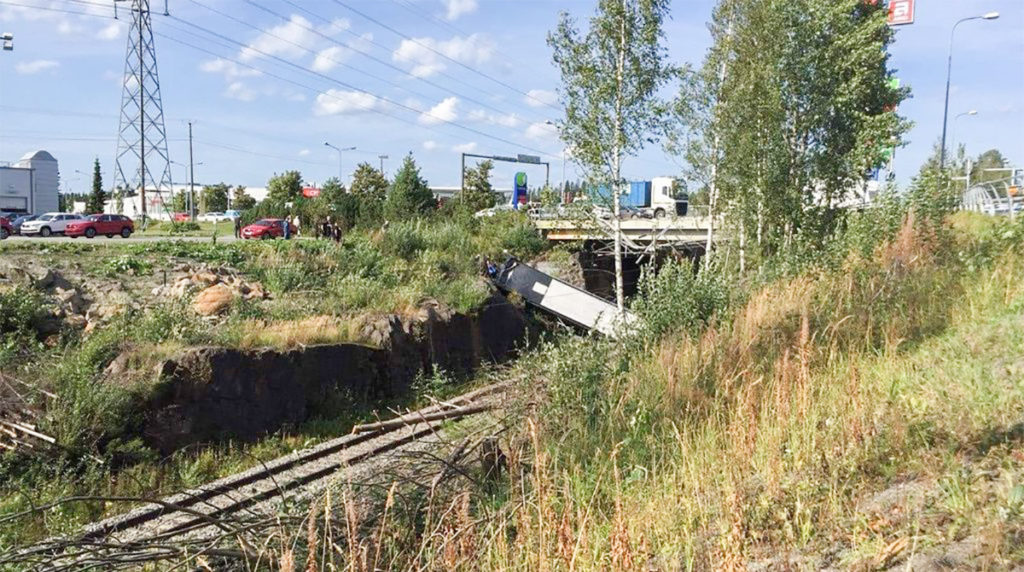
[72,184,268,220]
[0,150,60,214]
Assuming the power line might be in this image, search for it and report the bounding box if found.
[0,0,110,18]
[159,15,557,157]
[329,0,562,112]
[238,0,543,125]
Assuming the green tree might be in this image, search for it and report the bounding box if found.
[686,0,909,268]
[548,0,676,311]
[232,186,256,211]
[171,190,187,213]
[266,171,303,204]
[200,183,230,213]
[85,158,106,213]
[459,159,497,212]
[385,155,434,221]
[350,162,389,226]
[969,149,1009,186]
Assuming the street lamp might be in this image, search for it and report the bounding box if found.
[171,160,203,215]
[940,11,998,169]
[378,154,388,175]
[324,142,355,184]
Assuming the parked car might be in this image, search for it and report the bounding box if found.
[620,205,653,220]
[20,212,84,237]
[474,203,518,218]
[241,218,294,240]
[197,211,234,223]
[171,212,191,222]
[65,214,135,239]
[0,216,11,240]
[11,214,38,235]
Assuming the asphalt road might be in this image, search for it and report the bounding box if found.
[0,234,281,245]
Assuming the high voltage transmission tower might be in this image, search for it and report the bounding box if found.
[113,0,172,218]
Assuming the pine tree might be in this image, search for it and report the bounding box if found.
[459,160,496,212]
[85,158,106,214]
[385,155,434,220]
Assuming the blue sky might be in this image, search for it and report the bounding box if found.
[0,0,1021,194]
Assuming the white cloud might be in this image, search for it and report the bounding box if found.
[419,96,459,125]
[312,46,348,72]
[313,89,384,116]
[524,121,558,141]
[15,60,59,75]
[393,34,494,78]
[468,109,520,127]
[200,58,261,80]
[240,15,315,62]
[452,142,477,153]
[423,140,439,151]
[347,32,374,54]
[524,89,557,108]
[225,81,257,102]
[443,0,477,21]
[56,20,82,36]
[298,149,311,156]
[96,21,122,40]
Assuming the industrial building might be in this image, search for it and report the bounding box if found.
[0,150,60,214]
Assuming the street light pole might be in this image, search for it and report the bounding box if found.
[324,142,356,184]
[940,12,998,170]
[378,154,388,175]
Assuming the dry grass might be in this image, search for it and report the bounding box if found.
[236,315,364,349]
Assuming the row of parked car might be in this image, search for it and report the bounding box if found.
[0,212,135,239]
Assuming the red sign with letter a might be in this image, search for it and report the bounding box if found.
[888,0,914,26]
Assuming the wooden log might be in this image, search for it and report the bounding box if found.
[0,420,56,444]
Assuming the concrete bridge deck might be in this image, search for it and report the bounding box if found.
[534,216,715,246]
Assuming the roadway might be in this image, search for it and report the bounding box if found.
[2,234,250,245]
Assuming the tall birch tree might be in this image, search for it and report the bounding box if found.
[548,0,675,313]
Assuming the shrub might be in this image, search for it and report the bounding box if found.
[101,254,152,277]
[633,258,731,340]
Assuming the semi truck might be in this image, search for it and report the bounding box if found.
[592,176,689,219]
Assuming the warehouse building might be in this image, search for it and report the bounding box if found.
[0,150,60,214]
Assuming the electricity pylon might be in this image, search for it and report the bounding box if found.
[112,0,172,218]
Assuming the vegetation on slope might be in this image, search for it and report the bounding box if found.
[259,208,1024,571]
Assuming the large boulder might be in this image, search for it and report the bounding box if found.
[193,283,234,316]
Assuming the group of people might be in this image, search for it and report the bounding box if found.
[318,216,343,242]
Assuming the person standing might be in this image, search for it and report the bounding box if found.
[233,216,241,239]
[283,217,291,240]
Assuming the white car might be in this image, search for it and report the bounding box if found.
[474,204,519,218]
[197,212,234,223]
[20,212,84,237]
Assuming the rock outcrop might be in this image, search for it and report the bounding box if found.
[140,291,532,453]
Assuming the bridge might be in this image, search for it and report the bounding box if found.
[533,215,716,249]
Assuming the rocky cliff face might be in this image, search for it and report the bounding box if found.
[142,292,529,452]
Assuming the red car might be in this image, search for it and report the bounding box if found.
[241,218,294,240]
[65,214,135,239]
[172,212,190,222]
[0,216,10,240]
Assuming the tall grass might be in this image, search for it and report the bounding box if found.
[263,212,1024,570]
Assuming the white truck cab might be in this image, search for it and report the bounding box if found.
[650,177,688,218]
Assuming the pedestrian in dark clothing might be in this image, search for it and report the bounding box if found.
[332,223,342,243]
[283,219,291,240]
[233,217,241,239]
[322,218,332,241]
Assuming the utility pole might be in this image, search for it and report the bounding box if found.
[378,154,388,174]
[188,121,195,220]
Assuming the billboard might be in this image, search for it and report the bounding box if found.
[302,187,321,198]
[887,0,914,26]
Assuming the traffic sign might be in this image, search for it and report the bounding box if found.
[517,154,541,164]
[888,0,914,26]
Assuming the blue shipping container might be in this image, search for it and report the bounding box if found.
[624,181,651,208]
[589,181,651,208]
